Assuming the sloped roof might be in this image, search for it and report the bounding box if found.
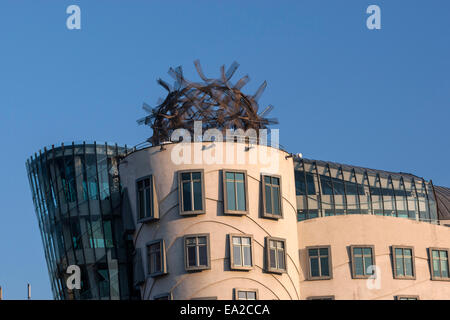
[300,158,423,181]
[435,185,450,220]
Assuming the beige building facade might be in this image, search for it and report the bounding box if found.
[119,141,450,300]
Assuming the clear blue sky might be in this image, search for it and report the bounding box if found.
[0,0,448,299]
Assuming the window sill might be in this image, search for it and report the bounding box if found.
[180,211,205,216]
[266,268,286,274]
[430,277,450,282]
[307,276,333,281]
[138,217,158,224]
[261,214,283,220]
[224,211,248,216]
[146,271,167,279]
[185,266,211,272]
[393,276,416,280]
[230,266,253,271]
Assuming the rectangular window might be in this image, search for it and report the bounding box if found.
[146,239,167,277]
[429,248,450,280]
[395,295,419,300]
[223,170,248,214]
[307,246,332,280]
[184,234,210,271]
[295,170,316,195]
[235,289,258,300]
[229,234,253,270]
[350,245,376,279]
[178,171,205,215]
[262,175,282,219]
[137,176,158,221]
[392,246,415,279]
[266,237,287,273]
[307,296,335,300]
[153,293,172,300]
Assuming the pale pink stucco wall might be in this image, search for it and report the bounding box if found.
[119,142,300,300]
[298,215,450,300]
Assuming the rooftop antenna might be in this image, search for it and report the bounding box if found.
[27,283,31,300]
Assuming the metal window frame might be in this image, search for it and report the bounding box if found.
[178,170,206,215]
[184,233,211,271]
[222,170,249,215]
[395,295,419,300]
[428,247,450,281]
[391,245,416,280]
[146,239,168,278]
[153,292,173,300]
[306,245,333,280]
[229,233,254,271]
[261,174,283,219]
[234,288,259,300]
[388,175,398,217]
[349,245,376,279]
[306,295,335,300]
[265,236,287,274]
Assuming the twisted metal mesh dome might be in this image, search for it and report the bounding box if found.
[137,60,277,146]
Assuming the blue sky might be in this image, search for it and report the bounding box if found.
[0,0,448,299]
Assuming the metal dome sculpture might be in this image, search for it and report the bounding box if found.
[137,60,278,146]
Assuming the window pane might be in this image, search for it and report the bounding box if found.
[396,257,404,276]
[405,257,413,276]
[182,182,192,211]
[198,236,207,245]
[277,250,285,270]
[310,257,319,277]
[226,172,234,180]
[243,246,252,266]
[364,256,373,274]
[193,181,202,210]
[432,250,439,259]
[354,248,362,256]
[265,185,272,214]
[187,246,196,267]
[199,245,208,266]
[181,173,191,181]
[192,172,201,180]
[145,188,152,218]
[241,237,250,245]
[238,291,246,300]
[355,256,364,275]
[247,292,256,300]
[319,248,328,256]
[236,181,246,211]
[235,173,244,181]
[320,257,329,276]
[272,186,280,215]
[269,249,276,268]
[433,259,440,276]
[441,257,448,277]
[226,181,236,211]
[232,237,241,245]
[233,245,242,266]
[309,249,318,257]
[139,190,145,219]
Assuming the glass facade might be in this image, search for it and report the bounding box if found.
[295,159,438,224]
[26,142,138,300]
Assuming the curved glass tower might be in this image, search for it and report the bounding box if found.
[26,142,137,300]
